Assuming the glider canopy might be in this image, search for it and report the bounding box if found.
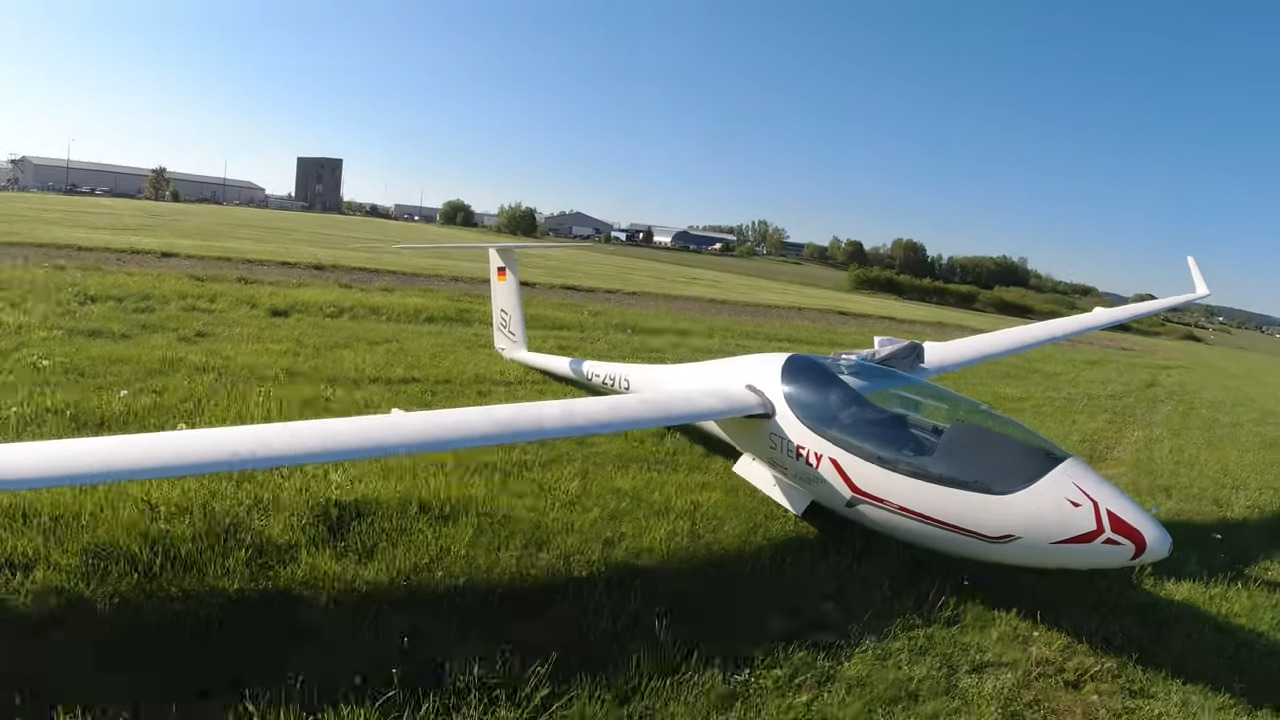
[780,353,1071,496]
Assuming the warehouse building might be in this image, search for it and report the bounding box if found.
[652,227,737,251]
[544,211,614,237]
[8,156,266,203]
[392,203,439,222]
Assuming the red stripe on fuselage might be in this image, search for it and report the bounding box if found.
[825,456,1020,544]
[1049,482,1147,561]
[1049,483,1106,545]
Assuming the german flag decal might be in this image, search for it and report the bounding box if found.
[496,266,508,282]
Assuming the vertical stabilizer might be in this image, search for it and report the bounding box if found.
[391,240,591,358]
[489,247,527,355]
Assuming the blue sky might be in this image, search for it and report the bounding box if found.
[5,1,1278,314]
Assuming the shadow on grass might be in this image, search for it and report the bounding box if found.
[0,502,1276,715]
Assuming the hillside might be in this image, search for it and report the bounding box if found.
[1099,291,1278,330]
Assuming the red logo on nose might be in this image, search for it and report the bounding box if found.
[1051,483,1148,561]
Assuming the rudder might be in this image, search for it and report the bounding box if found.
[489,247,526,355]
[391,240,592,358]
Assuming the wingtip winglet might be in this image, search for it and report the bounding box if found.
[1187,256,1209,296]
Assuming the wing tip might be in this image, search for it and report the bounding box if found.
[1186,256,1210,296]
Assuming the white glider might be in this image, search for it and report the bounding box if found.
[0,242,1212,570]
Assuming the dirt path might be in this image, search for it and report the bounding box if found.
[0,242,1140,350]
[0,243,975,334]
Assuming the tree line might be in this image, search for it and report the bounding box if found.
[804,236,1100,297]
[689,220,1098,299]
[689,220,791,257]
[353,195,1104,310]
[356,194,1118,319]
[342,196,548,239]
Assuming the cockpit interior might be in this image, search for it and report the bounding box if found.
[780,353,1071,495]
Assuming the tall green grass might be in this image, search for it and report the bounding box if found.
[0,258,1275,718]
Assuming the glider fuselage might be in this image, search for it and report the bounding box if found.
[513,349,1170,570]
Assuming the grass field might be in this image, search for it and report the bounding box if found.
[0,194,1027,331]
[0,194,1276,718]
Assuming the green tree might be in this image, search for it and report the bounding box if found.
[844,239,869,267]
[827,236,843,263]
[889,238,933,278]
[496,202,540,237]
[865,243,892,270]
[640,226,654,245]
[142,166,170,201]
[363,203,390,218]
[167,186,181,203]
[438,198,476,227]
[802,242,828,262]
[736,219,789,255]
[828,238,868,267]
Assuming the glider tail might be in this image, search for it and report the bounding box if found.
[392,240,592,357]
[489,247,526,355]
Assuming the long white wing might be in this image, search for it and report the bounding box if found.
[0,387,771,491]
[916,256,1210,376]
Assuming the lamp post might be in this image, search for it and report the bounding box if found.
[64,138,76,190]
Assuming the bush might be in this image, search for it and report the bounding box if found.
[846,267,981,310]
[846,266,1201,343]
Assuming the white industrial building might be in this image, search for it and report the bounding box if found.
[651,226,737,251]
[266,194,307,210]
[8,156,266,204]
[543,211,615,238]
[392,203,440,222]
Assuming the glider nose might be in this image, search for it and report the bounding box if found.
[1146,518,1173,563]
[1044,457,1171,567]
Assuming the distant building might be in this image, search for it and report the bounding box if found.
[627,222,677,233]
[777,240,806,258]
[8,155,265,203]
[392,203,440,222]
[266,194,307,211]
[294,156,343,212]
[652,227,737,251]
[544,211,613,237]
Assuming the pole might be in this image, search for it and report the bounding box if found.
[64,141,71,190]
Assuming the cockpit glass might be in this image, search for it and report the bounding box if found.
[780,353,1070,495]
